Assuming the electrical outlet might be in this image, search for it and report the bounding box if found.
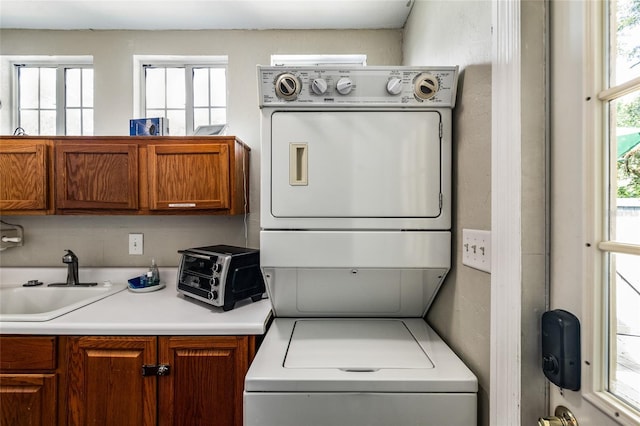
[462,229,491,273]
[129,233,143,255]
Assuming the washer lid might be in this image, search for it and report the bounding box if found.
[284,320,433,370]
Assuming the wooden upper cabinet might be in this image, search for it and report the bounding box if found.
[1,136,248,215]
[55,143,138,210]
[0,139,52,213]
[147,143,230,211]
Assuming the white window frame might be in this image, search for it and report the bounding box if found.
[133,55,228,136]
[6,56,93,136]
[582,1,640,424]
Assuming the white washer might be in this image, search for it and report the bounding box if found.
[246,66,477,426]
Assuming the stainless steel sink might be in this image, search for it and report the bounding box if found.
[0,283,127,322]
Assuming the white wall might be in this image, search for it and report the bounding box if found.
[403,1,492,425]
[0,29,401,267]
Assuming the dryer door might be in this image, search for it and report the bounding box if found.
[270,110,442,219]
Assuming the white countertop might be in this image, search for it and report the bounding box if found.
[0,267,273,336]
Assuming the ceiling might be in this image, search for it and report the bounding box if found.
[0,0,415,30]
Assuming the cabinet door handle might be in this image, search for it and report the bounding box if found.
[142,364,171,376]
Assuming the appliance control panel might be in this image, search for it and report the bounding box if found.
[258,66,458,108]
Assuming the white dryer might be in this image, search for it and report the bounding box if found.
[245,66,477,426]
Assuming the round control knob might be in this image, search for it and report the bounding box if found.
[414,73,439,100]
[275,73,301,101]
[336,77,353,95]
[212,263,222,273]
[310,78,328,95]
[386,77,403,95]
[212,277,220,286]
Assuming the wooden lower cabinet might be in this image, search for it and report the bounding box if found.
[0,374,57,426]
[0,336,58,426]
[66,336,157,426]
[65,335,254,426]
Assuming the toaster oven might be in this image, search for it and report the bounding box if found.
[177,245,266,311]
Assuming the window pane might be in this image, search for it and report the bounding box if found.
[83,109,94,135]
[19,110,38,134]
[211,107,226,124]
[66,68,81,107]
[166,68,185,109]
[39,68,56,109]
[66,109,81,135]
[40,110,56,135]
[193,107,209,128]
[211,68,226,106]
[611,0,640,86]
[166,109,185,136]
[19,68,39,108]
[609,252,640,409]
[612,91,640,244]
[145,67,165,109]
[193,68,209,107]
[83,68,94,107]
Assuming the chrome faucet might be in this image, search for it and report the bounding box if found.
[62,249,79,286]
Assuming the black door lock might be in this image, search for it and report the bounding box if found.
[541,309,581,391]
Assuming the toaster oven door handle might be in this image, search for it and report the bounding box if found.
[178,251,213,260]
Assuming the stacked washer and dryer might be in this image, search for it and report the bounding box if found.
[244,66,478,425]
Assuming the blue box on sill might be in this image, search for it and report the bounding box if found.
[129,117,169,136]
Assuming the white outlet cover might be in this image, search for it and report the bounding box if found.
[461,228,491,273]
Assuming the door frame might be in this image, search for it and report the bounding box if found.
[490,0,525,424]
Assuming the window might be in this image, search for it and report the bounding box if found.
[138,57,227,136]
[597,0,640,415]
[13,60,93,136]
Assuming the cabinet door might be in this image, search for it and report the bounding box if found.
[158,336,249,426]
[148,144,230,211]
[66,336,156,426]
[0,374,56,426]
[0,141,49,211]
[56,144,138,210]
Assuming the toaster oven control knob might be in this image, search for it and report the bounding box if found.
[275,73,301,101]
[386,77,403,95]
[336,77,354,95]
[209,291,218,300]
[311,78,328,95]
[212,277,219,286]
[414,73,439,100]
[212,263,222,273]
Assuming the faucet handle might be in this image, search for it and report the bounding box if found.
[62,249,78,264]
